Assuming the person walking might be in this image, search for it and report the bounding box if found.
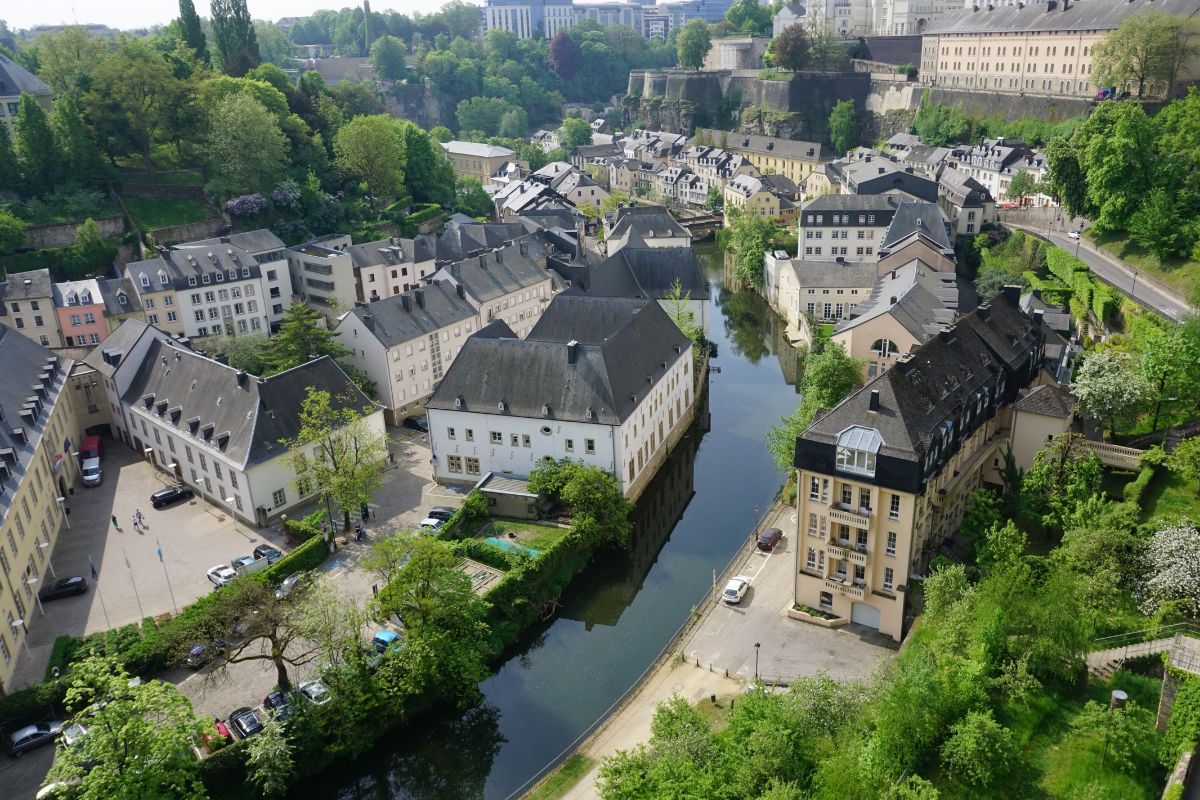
[135,509,144,526]
[111,515,120,530]
[132,514,141,533]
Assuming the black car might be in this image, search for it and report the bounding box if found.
[229,707,264,739]
[402,416,428,433]
[38,576,88,602]
[756,528,784,552]
[253,544,283,564]
[151,486,195,509]
[263,690,293,720]
[426,507,457,522]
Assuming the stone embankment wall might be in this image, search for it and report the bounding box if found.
[23,216,126,250]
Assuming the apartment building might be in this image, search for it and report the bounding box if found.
[921,0,1200,100]
[426,295,693,501]
[678,145,758,197]
[83,320,383,528]
[96,279,146,335]
[937,167,996,236]
[336,282,481,425]
[774,0,873,37]
[878,0,950,36]
[0,270,58,348]
[819,150,939,202]
[606,206,693,252]
[622,129,688,165]
[724,174,802,222]
[0,54,51,134]
[0,329,82,692]
[125,231,293,339]
[792,288,1047,639]
[53,280,109,348]
[763,253,878,333]
[442,141,523,184]
[694,130,824,187]
[798,195,897,262]
[945,138,1052,206]
[531,162,610,210]
[287,234,438,313]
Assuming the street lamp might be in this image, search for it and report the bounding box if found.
[1074,223,1085,258]
[56,496,70,530]
[754,641,761,681]
[27,578,44,616]
[10,619,32,659]
[38,541,56,578]
[1100,689,1128,770]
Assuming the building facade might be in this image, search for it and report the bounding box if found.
[442,141,524,184]
[0,54,52,134]
[0,270,59,348]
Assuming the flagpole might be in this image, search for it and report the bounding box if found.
[157,539,178,615]
[88,555,112,631]
[121,545,145,619]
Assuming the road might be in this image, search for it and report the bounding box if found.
[1009,223,1191,323]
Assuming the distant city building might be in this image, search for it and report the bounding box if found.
[0,54,51,134]
[442,141,523,184]
[482,0,737,40]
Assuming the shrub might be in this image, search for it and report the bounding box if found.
[44,635,74,682]
[1123,465,1157,506]
[197,737,252,797]
[224,193,268,217]
[259,534,328,585]
[125,616,172,676]
[940,710,1017,788]
[437,490,490,542]
[453,539,522,571]
[283,517,319,544]
[0,680,66,729]
[1092,283,1119,322]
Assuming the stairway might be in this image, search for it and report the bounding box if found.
[1085,637,1176,679]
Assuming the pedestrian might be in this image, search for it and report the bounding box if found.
[132,514,141,533]
[135,509,144,525]
[111,515,120,530]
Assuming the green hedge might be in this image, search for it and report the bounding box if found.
[1046,247,1088,285]
[44,636,73,682]
[197,737,252,798]
[436,491,489,542]
[0,679,66,729]
[1123,465,1158,507]
[1023,271,1071,306]
[453,539,521,571]
[1092,283,1119,323]
[1164,669,1200,767]
[260,533,327,584]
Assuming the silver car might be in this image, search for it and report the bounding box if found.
[7,721,63,757]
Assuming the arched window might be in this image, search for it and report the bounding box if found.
[870,339,899,358]
[835,426,883,478]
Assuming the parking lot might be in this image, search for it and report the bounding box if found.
[1,426,455,799]
[683,505,897,683]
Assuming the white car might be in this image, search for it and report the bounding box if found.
[297,678,332,706]
[722,575,751,605]
[1068,229,1081,240]
[206,564,237,587]
[419,518,444,533]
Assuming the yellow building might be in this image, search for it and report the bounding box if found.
[441,141,526,184]
[723,174,801,223]
[0,326,89,693]
[694,129,824,186]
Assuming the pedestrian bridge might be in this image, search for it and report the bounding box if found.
[1079,440,1143,470]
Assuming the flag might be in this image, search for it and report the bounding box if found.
[156,541,164,564]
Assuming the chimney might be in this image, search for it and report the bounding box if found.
[938,326,956,344]
[1033,309,1044,326]
[567,339,579,365]
[456,284,465,299]
[869,390,880,411]
[415,289,425,309]
[479,255,487,269]
[977,304,991,321]
[889,296,898,305]
[1001,284,1021,307]
[495,249,503,263]
[236,370,248,388]
[12,426,27,444]
[401,294,412,313]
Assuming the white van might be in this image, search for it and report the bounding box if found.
[81,457,102,487]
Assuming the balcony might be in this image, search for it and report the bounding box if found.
[828,501,871,525]
[825,577,865,600]
[827,543,867,565]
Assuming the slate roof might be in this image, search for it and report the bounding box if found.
[121,338,373,469]
[788,260,879,290]
[347,281,477,349]
[1013,384,1076,419]
[434,233,554,304]
[802,293,1039,462]
[939,168,994,206]
[0,54,51,98]
[574,247,711,302]
[608,206,689,246]
[927,0,1200,36]
[97,278,143,316]
[53,279,103,308]
[694,129,823,161]
[801,194,897,215]
[838,261,962,340]
[880,202,954,252]
[428,296,689,426]
[2,269,52,300]
[189,231,285,260]
[0,326,69,515]
[83,319,160,378]
[442,141,515,158]
[346,236,437,269]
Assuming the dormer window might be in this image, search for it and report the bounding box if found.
[835,426,882,478]
[140,275,151,288]
[159,272,169,286]
[215,272,224,282]
[228,270,237,280]
[80,291,91,304]
[118,293,128,306]
[188,276,197,286]
[202,275,210,284]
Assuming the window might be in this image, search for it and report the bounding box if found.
[856,529,867,549]
[841,484,853,506]
[585,438,595,454]
[447,455,463,473]
[510,434,519,447]
[809,477,820,500]
[148,314,158,324]
[889,495,900,519]
[886,531,897,556]
[854,564,865,583]
[835,426,881,478]
[272,488,286,507]
[522,434,531,448]
[819,591,833,609]
[447,427,456,440]
[808,513,818,535]
[806,547,817,569]
[490,431,502,444]
[465,457,481,475]
[883,567,894,591]
[465,429,474,442]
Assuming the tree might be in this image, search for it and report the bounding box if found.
[939,710,1017,788]
[397,119,455,206]
[364,531,421,587]
[724,204,784,288]
[454,176,493,219]
[725,0,773,35]
[268,303,354,373]
[1070,350,1149,437]
[1069,699,1159,774]
[766,342,863,469]
[528,459,633,547]
[828,99,855,155]
[1044,137,1088,217]
[498,108,528,139]
[1128,187,1197,262]
[0,122,19,192]
[283,386,387,532]
[333,114,405,206]
[178,0,210,64]
[82,39,180,171]
[15,92,58,190]
[772,24,810,71]
[558,116,593,153]
[676,19,712,70]
[205,333,273,374]
[211,0,261,77]
[1167,436,1200,489]
[51,94,108,190]
[30,26,108,96]
[547,31,582,79]
[1137,325,1200,432]
[246,718,294,798]
[704,185,722,211]
[1020,433,1103,531]
[370,35,407,81]
[1080,102,1157,234]
[47,655,209,800]
[1092,12,1200,98]
[1141,521,1200,615]
[71,218,116,276]
[456,96,517,138]
[0,208,26,253]
[1006,170,1037,204]
[205,94,289,198]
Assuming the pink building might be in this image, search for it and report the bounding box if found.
[54,279,108,347]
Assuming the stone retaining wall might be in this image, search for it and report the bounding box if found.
[23,216,126,250]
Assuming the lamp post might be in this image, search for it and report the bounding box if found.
[38,541,56,578]
[754,641,761,681]
[1100,689,1128,771]
[27,577,44,616]
[56,496,70,530]
[10,619,32,659]
[1132,270,1139,297]
[1074,223,1085,258]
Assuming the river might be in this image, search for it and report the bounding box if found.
[307,245,802,800]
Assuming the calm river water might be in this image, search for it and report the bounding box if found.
[306,245,801,800]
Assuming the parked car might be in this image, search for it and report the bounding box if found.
[185,644,213,669]
[426,507,457,522]
[38,576,88,602]
[6,721,63,757]
[36,780,82,800]
[60,722,88,748]
[297,679,331,706]
[253,544,283,564]
[229,707,264,739]
[206,564,237,587]
[419,518,444,533]
[402,416,428,433]
[231,556,256,570]
[1068,229,1081,240]
[263,690,293,720]
[151,486,194,509]
[756,528,783,552]
[275,572,304,600]
[722,575,751,605]
[368,630,404,671]
[81,458,102,487]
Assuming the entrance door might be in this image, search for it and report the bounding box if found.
[851,601,881,630]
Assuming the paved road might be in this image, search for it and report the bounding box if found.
[1010,223,1192,323]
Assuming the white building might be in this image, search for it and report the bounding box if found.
[287,234,439,313]
[426,295,694,500]
[84,320,384,528]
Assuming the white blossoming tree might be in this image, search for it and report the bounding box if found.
[1139,520,1200,615]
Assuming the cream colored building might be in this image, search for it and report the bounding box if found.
[442,141,525,184]
[0,270,60,348]
[792,290,1060,640]
[921,0,1200,100]
[0,328,85,692]
[694,129,824,186]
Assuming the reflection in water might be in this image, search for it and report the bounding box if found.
[705,249,771,364]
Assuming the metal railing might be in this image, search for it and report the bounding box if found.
[1091,622,1200,651]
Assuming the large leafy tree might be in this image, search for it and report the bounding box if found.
[282,386,387,532]
[82,39,180,170]
[1044,137,1087,216]
[1136,325,1200,432]
[828,99,855,155]
[204,93,289,198]
[1139,520,1200,615]
[0,209,26,253]
[333,114,406,206]
[397,119,454,206]
[0,122,20,191]
[1079,101,1157,234]
[766,341,864,469]
[1092,12,1200,98]
[1020,433,1103,531]
[454,176,493,218]
[528,459,633,547]
[178,0,210,64]
[547,31,582,79]
[1070,350,1150,436]
[370,34,407,81]
[772,24,810,71]
[211,0,261,77]
[1128,187,1197,262]
[50,94,109,189]
[14,93,58,190]
[725,0,772,34]
[1166,436,1200,488]
[47,655,210,800]
[558,116,593,153]
[31,25,108,96]
[676,19,712,70]
[268,303,354,370]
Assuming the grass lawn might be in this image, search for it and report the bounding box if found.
[1101,468,1138,502]
[17,200,121,225]
[526,754,596,800]
[692,693,738,734]
[122,196,214,231]
[1142,469,1200,525]
[490,519,570,552]
[121,168,204,186]
[1088,229,1200,300]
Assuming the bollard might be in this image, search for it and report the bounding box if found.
[724,668,729,678]
[711,694,716,704]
